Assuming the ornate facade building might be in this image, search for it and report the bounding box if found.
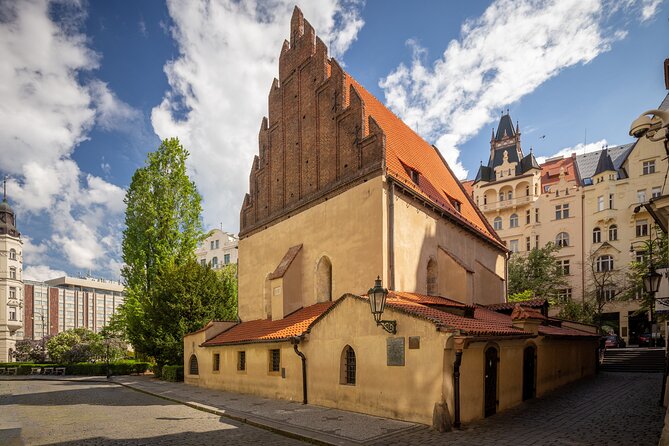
[184,7,599,427]
[0,182,23,362]
[470,97,669,344]
[195,229,238,268]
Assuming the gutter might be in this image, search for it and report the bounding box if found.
[291,336,308,405]
[388,177,395,290]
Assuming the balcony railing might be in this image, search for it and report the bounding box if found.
[482,195,535,212]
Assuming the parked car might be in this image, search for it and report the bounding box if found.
[603,335,626,348]
[638,333,665,347]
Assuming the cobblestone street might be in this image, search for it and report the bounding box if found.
[0,380,307,445]
[373,372,665,446]
[0,372,665,445]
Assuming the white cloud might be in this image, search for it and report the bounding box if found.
[152,0,364,232]
[23,265,67,282]
[0,0,132,277]
[535,139,608,164]
[641,0,663,21]
[379,0,654,180]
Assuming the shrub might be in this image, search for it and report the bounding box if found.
[162,365,184,382]
[151,363,162,378]
[0,361,151,376]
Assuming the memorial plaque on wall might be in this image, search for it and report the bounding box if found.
[387,337,405,366]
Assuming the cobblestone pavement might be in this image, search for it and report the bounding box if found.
[371,372,665,446]
[0,380,307,445]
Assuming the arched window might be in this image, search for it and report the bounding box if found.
[493,217,503,230]
[189,354,199,375]
[499,192,504,202]
[596,255,614,272]
[555,232,569,248]
[592,227,601,244]
[609,225,618,241]
[316,256,332,302]
[9,249,16,260]
[507,191,513,200]
[509,214,519,228]
[427,258,438,295]
[340,345,356,385]
[211,257,218,268]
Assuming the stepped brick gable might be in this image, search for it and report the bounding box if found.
[240,7,497,247]
[240,7,384,235]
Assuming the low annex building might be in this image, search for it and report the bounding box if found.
[185,7,599,427]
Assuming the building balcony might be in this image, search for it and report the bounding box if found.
[6,318,22,332]
[482,195,535,212]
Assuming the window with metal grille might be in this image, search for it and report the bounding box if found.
[269,349,280,372]
[340,345,356,385]
[213,353,220,372]
[189,355,199,375]
[238,351,246,371]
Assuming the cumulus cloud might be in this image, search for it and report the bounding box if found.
[0,0,132,277]
[152,0,365,232]
[379,0,657,179]
[535,139,609,164]
[23,265,67,282]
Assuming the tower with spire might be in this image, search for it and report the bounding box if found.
[0,177,24,362]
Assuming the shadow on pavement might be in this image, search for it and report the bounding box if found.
[0,382,178,407]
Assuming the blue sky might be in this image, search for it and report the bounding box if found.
[0,0,667,281]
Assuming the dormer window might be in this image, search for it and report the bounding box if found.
[410,169,420,185]
[451,199,461,212]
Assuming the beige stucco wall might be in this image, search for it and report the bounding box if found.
[238,176,386,321]
[452,336,597,423]
[0,234,23,362]
[305,296,449,425]
[391,189,506,305]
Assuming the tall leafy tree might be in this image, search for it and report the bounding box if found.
[507,242,568,301]
[120,138,204,360]
[149,260,237,365]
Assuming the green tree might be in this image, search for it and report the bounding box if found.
[147,259,237,365]
[507,243,568,302]
[46,328,104,363]
[624,228,668,317]
[120,138,203,360]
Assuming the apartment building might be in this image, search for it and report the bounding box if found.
[195,229,238,269]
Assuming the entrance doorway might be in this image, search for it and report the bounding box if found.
[522,345,536,401]
[484,346,498,417]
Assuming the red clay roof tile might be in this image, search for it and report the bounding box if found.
[202,301,334,346]
[348,79,503,250]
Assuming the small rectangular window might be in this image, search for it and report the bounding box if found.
[638,190,647,203]
[597,196,604,211]
[224,254,231,264]
[213,353,220,372]
[8,307,16,321]
[609,193,614,209]
[525,209,530,224]
[535,209,539,223]
[652,187,662,199]
[559,260,570,275]
[535,235,540,249]
[636,220,649,237]
[509,239,519,253]
[269,349,280,372]
[210,241,215,250]
[643,160,656,175]
[526,237,531,251]
[238,351,246,371]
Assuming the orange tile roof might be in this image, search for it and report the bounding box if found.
[484,299,547,312]
[540,155,578,189]
[389,291,470,308]
[348,79,503,250]
[202,302,334,346]
[510,304,547,321]
[461,180,475,198]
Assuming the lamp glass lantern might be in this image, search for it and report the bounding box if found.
[644,268,662,294]
[367,276,396,334]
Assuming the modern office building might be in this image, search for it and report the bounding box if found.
[23,276,125,340]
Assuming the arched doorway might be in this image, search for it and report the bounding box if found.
[484,346,498,417]
[523,345,537,401]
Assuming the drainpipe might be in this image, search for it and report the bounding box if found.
[388,178,395,291]
[291,336,307,404]
[453,350,463,428]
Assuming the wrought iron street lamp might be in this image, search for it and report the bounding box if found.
[368,276,396,334]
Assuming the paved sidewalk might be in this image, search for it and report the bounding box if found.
[112,375,420,445]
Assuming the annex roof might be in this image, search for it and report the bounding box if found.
[202,301,334,346]
[349,79,503,249]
